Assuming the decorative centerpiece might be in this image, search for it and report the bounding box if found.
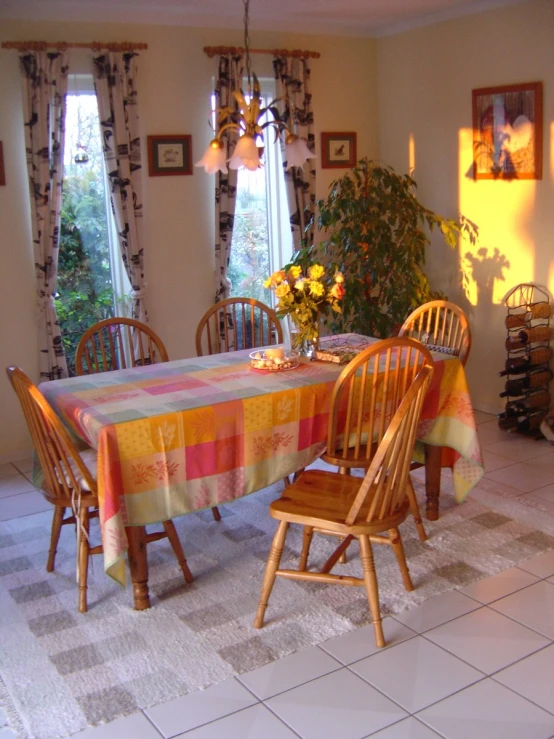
[249,349,299,372]
[264,264,345,356]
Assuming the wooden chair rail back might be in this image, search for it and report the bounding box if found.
[6,366,97,502]
[195,297,283,357]
[324,337,434,471]
[398,300,471,366]
[345,365,434,526]
[75,317,169,376]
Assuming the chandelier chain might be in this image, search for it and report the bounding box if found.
[243,0,252,91]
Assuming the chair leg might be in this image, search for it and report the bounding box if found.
[47,505,65,572]
[359,535,385,648]
[211,506,221,521]
[406,478,427,541]
[77,507,90,614]
[321,534,354,574]
[389,528,414,592]
[162,521,194,583]
[298,526,314,571]
[253,520,288,629]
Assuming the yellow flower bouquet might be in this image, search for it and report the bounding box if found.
[264,264,345,354]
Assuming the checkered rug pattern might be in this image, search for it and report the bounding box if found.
[1,476,554,739]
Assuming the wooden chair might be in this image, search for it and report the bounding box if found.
[195,297,284,518]
[398,300,471,366]
[312,338,434,554]
[398,300,470,499]
[6,366,193,613]
[74,317,169,376]
[195,297,283,357]
[253,361,434,648]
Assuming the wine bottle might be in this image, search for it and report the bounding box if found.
[499,369,553,397]
[504,391,551,414]
[505,325,552,351]
[518,411,547,432]
[505,303,552,328]
[505,312,528,329]
[498,410,546,432]
[529,302,552,320]
[499,347,552,376]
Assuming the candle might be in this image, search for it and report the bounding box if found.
[265,347,285,360]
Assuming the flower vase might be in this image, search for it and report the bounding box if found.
[291,317,320,359]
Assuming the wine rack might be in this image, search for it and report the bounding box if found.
[499,283,552,436]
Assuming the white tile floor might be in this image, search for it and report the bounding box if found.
[1,413,554,738]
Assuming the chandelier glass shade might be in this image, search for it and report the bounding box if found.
[195,0,315,174]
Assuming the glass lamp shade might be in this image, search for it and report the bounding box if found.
[284,135,316,170]
[227,134,260,171]
[195,140,228,174]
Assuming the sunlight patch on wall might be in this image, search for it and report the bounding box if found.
[459,127,536,307]
[409,133,415,175]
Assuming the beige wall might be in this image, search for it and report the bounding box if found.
[377,0,554,413]
[0,19,378,461]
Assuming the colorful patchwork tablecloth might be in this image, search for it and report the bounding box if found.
[40,339,484,585]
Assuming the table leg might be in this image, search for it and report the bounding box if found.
[125,525,151,610]
[424,444,442,521]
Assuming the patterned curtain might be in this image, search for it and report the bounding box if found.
[214,54,243,302]
[273,56,316,252]
[92,52,147,324]
[20,51,70,381]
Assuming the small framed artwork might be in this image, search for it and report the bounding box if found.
[147,135,193,176]
[0,141,5,186]
[321,132,357,169]
[472,82,543,180]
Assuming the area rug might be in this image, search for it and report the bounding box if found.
[1,473,554,739]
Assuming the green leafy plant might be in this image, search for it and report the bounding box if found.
[56,169,114,374]
[296,158,478,338]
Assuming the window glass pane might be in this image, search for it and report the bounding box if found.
[58,89,117,374]
[228,79,292,305]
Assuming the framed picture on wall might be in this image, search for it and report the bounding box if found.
[472,82,543,180]
[321,132,357,169]
[147,135,193,176]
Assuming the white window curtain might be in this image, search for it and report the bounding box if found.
[273,56,317,252]
[214,54,243,303]
[92,52,147,324]
[19,50,70,380]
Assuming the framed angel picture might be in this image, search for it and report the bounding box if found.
[472,82,542,180]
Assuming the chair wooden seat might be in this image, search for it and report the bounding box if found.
[7,366,193,613]
[254,355,434,648]
[75,317,169,375]
[270,468,410,536]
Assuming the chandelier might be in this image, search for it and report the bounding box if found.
[195,0,315,174]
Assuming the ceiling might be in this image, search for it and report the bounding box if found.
[0,0,525,37]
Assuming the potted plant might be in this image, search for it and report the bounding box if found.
[294,158,478,338]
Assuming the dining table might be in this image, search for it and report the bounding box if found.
[39,334,485,609]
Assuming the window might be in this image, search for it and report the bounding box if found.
[228,78,293,305]
[58,75,130,374]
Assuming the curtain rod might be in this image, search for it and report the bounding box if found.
[1,41,148,52]
[203,45,320,59]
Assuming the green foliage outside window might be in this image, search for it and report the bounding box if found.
[56,169,114,374]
